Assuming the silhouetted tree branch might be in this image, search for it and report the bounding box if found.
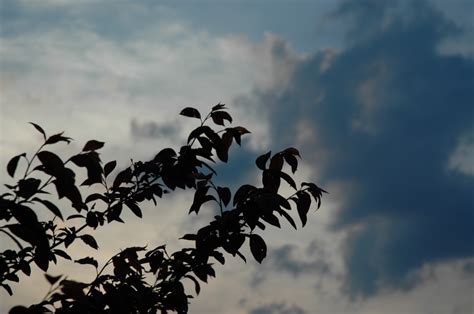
[1,105,326,313]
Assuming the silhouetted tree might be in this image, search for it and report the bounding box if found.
[0,105,326,313]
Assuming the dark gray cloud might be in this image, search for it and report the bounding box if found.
[248,0,474,298]
[249,302,306,314]
[130,119,179,141]
[251,244,332,288]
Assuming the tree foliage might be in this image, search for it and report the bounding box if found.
[0,105,326,313]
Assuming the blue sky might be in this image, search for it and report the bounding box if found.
[1,1,473,313]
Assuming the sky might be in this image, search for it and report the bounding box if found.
[0,0,473,313]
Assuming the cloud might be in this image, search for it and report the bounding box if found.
[250,243,332,288]
[249,302,306,314]
[130,118,180,141]
[248,0,474,298]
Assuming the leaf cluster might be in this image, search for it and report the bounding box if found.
[1,105,326,313]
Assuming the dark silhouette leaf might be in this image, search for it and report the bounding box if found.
[104,160,117,177]
[256,151,271,170]
[261,213,280,228]
[19,261,31,276]
[125,201,142,218]
[2,284,13,296]
[70,153,102,186]
[29,122,46,140]
[211,251,225,265]
[180,107,201,119]
[283,154,298,173]
[211,111,232,126]
[53,249,71,260]
[262,170,280,193]
[233,184,256,206]
[211,103,226,111]
[269,154,284,171]
[86,211,98,228]
[67,214,84,220]
[45,273,62,285]
[275,207,297,229]
[217,186,231,207]
[296,191,311,227]
[45,132,72,145]
[113,168,132,189]
[5,273,19,282]
[302,182,328,209]
[34,245,50,272]
[75,257,98,268]
[85,193,108,204]
[7,153,26,178]
[11,203,39,226]
[180,234,197,241]
[17,178,41,199]
[80,234,98,249]
[279,171,297,190]
[284,147,300,157]
[37,151,64,176]
[82,140,104,152]
[249,234,266,263]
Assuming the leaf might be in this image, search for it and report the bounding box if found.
[104,160,117,177]
[45,132,72,145]
[2,284,13,296]
[256,151,271,170]
[217,186,231,207]
[212,103,226,111]
[75,257,98,268]
[180,234,197,241]
[29,122,46,140]
[261,213,280,228]
[283,154,298,173]
[302,182,328,209]
[70,153,102,186]
[85,193,108,204]
[53,249,72,260]
[211,251,225,265]
[86,211,98,228]
[154,148,177,163]
[67,214,85,220]
[17,178,41,199]
[269,155,284,171]
[33,198,63,220]
[19,260,31,276]
[249,234,267,263]
[45,273,62,285]
[7,153,26,178]
[11,203,39,226]
[125,201,142,218]
[234,126,251,135]
[113,168,132,189]
[34,245,50,272]
[211,111,232,126]
[180,107,201,119]
[80,234,98,249]
[284,147,300,157]
[233,184,256,206]
[275,207,297,230]
[279,171,297,190]
[37,151,64,176]
[82,140,104,152]
[216,146,229,163]
[296,191,311,227]
[5,273,19,282]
